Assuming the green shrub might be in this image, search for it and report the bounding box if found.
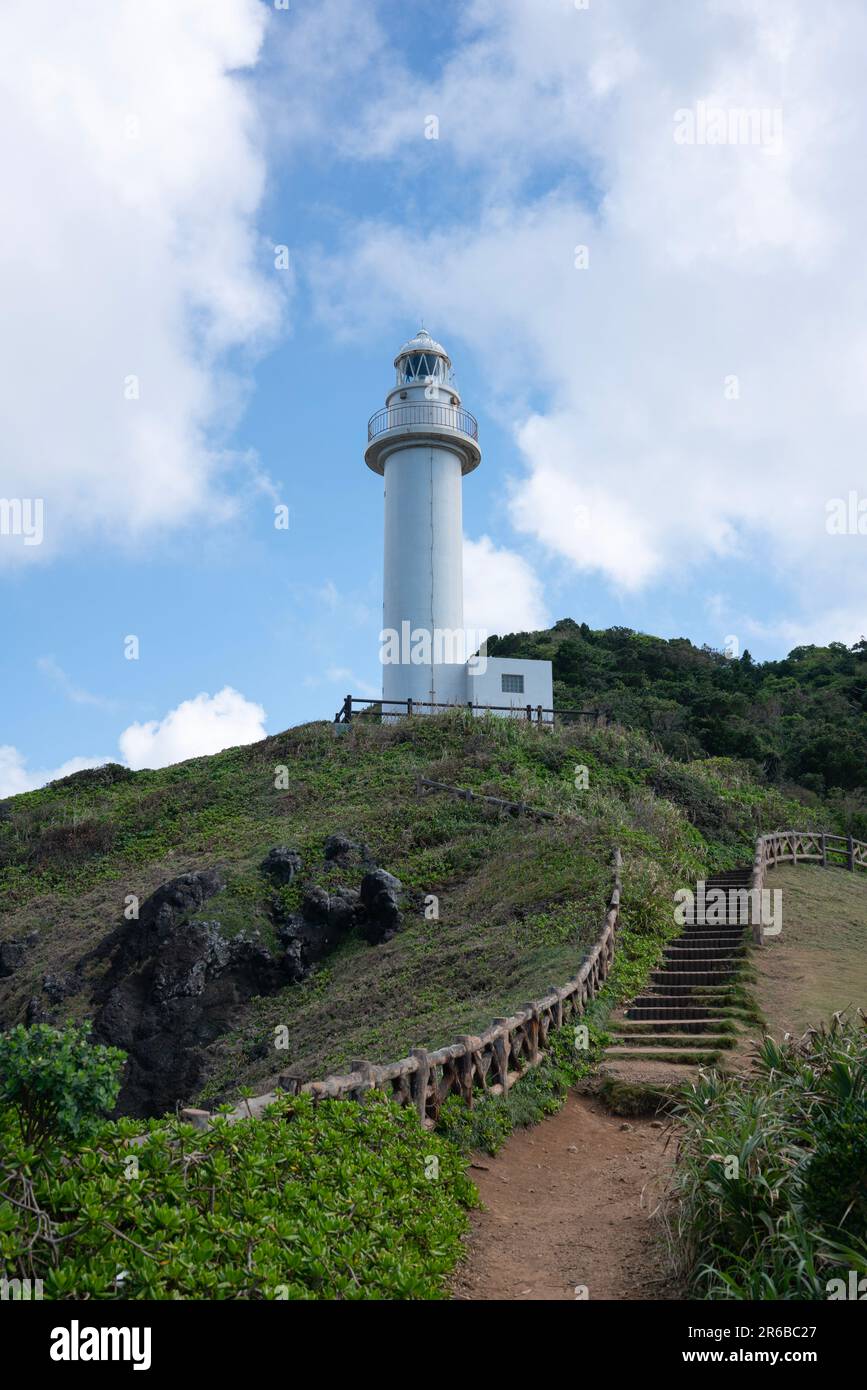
[666,1013,867,1299]
[0,1092,476,1300]
[0,1023,125,1152]
[802,1099,867,1241]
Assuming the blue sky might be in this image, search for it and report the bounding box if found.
[2,0,866,791]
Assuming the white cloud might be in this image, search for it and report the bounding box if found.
[324,667,380,699]
[0,0,281,568]
[118,687,267,771]
[1,685,268,795]
[36,656,117,711]
[0,748,110,798]
[463,535,550,637]
[307,0,867,641]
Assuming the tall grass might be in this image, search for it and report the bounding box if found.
[665,1012,867,1299]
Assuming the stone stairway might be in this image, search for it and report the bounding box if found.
[602,867,752,1079]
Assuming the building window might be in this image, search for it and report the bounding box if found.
[501,673,524,694]
[398,352,446,384]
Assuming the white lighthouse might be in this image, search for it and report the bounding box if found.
[365,329,553,717]
[365,329,480,709]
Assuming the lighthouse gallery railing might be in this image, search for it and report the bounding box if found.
[367,402,479,442]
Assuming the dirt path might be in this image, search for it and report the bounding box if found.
[453,1092,678,1301]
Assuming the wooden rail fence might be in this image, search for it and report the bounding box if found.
[182,850,622,1131]
[750,829,867,945]
[415,775,555,820]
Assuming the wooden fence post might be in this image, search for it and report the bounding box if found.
[349,1060,377,1100]
[407,697,413,717]
[549,986,564,1031]
[523,1004,541,1064]
[454,1038,476,1107]
[410,1048,430,1122]
[821,834,827,867]
[848,834,855,871]
[751,836,765,946]
[492,1021,511,1091]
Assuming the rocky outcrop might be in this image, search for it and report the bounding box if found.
[323,833,373,866]
[93,870,299,1117]
[359,869,403,944]
[0,940,28,978]
[88,844,405,1116]
[259,847,302,886]
[277,886,359,967]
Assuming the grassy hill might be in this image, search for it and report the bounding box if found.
[488,621,867,814]
[752,863,867,1038]
[0,708,825,1117]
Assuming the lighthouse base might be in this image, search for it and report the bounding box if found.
[382,656,553,720]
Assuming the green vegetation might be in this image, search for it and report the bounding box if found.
[0,1023,124,1151]
[488,621,867,820]
[438,1023,606,1155]
[0,1082,476,1300]
[1,659,864,1299]
[0,710,821,1107]
[665,1013,867,1299]
[753,864,867,1041]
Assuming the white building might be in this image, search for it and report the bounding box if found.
[365,329,553,719]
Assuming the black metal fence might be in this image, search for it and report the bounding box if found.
[333,694,607,726]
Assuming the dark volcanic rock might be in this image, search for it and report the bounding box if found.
[0,941,28,977]
[92,869,296,1118]
[260,846,302,886]
[323,833,372,865]
[324,886,357,933]
[26,996,48,1025]
[301,887,331,924]
[359,869,403,944]
[278,885,359,968]
[113,869,225,973]
[42,972,76,1003]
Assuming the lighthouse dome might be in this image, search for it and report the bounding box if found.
[394,327,452,385]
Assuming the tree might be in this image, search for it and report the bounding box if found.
[0,1023,125,1154]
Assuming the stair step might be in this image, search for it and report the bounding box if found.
[640,985,738,994]
[609,866,752,1071]
[625,1011,733,1023]
[661,962,742,975]
[605,1047,722,1063]
[613,1019,733,1034]
[667,941,746,951]
[679,918,750,928]
[651,971,738,986]
[630,1002,734,1014]
[676,934,746,945]
[663,950,744,963]
[606,1033,734,1048]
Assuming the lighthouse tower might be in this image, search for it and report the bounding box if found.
[365,329,481,709]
